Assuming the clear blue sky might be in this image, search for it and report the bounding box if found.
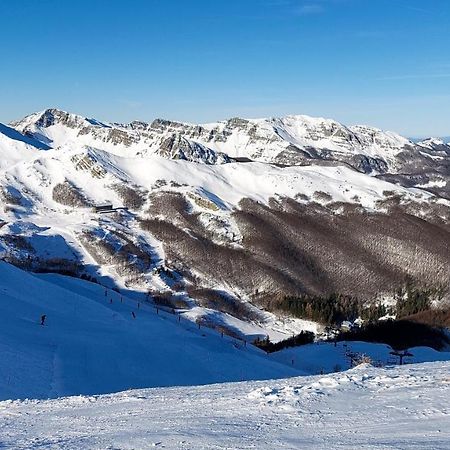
[1,0,449,136]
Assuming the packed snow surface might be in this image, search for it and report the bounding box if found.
[1,361,450,449]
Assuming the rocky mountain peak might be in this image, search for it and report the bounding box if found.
[418,137,450,151]
[157,133,231,164]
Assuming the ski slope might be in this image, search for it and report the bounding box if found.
[0,261,300,400]
[1,361,449,449]
[1,260,448,402]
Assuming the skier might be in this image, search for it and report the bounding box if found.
[40,314,46,326]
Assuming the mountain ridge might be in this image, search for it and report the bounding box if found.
[10,108,450,184]
[1,107,449,342]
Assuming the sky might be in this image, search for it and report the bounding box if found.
[0,0,449,137]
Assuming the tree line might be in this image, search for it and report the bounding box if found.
[271,280,446,327]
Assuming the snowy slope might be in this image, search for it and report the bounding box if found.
[2,259,447,402]
[1,361,449,449]
[270,341,450,375]
[0,123,46,171]
[2,257,449,398]
[0,261,300,400]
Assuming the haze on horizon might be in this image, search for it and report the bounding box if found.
[1,0,449,137]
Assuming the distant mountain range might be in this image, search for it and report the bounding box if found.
[410,136,450,144]
[0,108,449,338]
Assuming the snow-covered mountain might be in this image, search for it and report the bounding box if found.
[11,109,230,164]
[1,108,449,343]
[10,109,417,168]
[12,108,449,196]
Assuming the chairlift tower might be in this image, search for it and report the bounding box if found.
[389,349,413,365]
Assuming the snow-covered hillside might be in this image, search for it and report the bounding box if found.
[0,260,301,400]
[0,123,46,170]
[1,259,448,402]
[2,361,450,449]
[1,108,449,343]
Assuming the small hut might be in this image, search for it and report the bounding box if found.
[93,203,114,213]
